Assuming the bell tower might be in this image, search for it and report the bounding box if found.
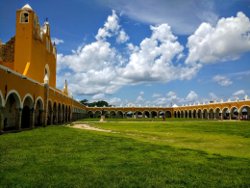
[14,4,34,76]
[14,4,57,88]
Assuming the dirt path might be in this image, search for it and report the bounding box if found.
[70,124,115,133]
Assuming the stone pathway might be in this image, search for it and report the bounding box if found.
[70,123,115,133]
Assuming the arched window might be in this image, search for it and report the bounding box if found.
[44,65,50,84]
[20,11,29,23]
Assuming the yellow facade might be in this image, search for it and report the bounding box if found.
[14,5,57,87]
[0,4,249,133]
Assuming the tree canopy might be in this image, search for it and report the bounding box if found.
[80,99,111,107]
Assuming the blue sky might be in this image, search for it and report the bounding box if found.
[1,0,250,106]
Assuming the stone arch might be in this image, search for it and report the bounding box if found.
[203,109,208,119]
[193,109,197,118]
[94,111,102,118]
[136,111,143,118]
[174,111,177,118]
[88,111,94,118]
[239,105,250,120]
[180,111,184,118]
[34,98,44,127]
[6,90,22,108]
[165,111,171,118]
[126,111,133,118]
[22,93,34,108]
[230,106,239,120]
[21,95,34,129]
[158,111,165,118]
[143,111,150,118]
[53,102,57,124]
[117,111,123,118]
[208,109,214,119]
[109,111,116,118]
[151,111,158,118]
[215,107,222,120]
[47,100,53,125]
[185,110,188,118]
[222,107,230,120]
[188,110,192,118]
[3,91,22,131]
[197,109,202,119]
[176,111,180,118]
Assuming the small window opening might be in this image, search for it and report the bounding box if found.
[20,12,29,23]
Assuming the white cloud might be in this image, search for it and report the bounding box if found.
[101,0,218,35]
[108,97,122,106]
[186,12,250,64]
[57,12,201,96]
[52,38,64,45]
[117,29,129,43]
[96,10,120,40]
[233,90,245,96]
[213,75,232,86]
[186,91,198,102]
[57,10,249,101]
[92,93,105,100]
[122,24,200,83]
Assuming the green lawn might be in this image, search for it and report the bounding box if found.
[0,119,250,187]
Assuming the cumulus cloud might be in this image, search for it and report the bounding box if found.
[92,93,105,100]
[57,10,249,101]
[233,90,245,97]
[122,24,200,83]
[117,29,129,43]
[52,38,64,45]
[108,97,122,106]
[57,11,201,96]
[186,12,250,64]
[213,75,232,86]
[186,90,198,102]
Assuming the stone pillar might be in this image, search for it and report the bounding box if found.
[17,108,22,130]
[44,83,49,126]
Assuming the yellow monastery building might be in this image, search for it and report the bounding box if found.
[0,4,249,133]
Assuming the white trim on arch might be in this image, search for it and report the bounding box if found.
[239,105,250,113]
[230,106,239,113]
[0,90,5,107]
[22,93,34,108]
[6,90,22,108]
[34,96,44,110]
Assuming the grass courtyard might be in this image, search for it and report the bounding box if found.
[0,119,250,187]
